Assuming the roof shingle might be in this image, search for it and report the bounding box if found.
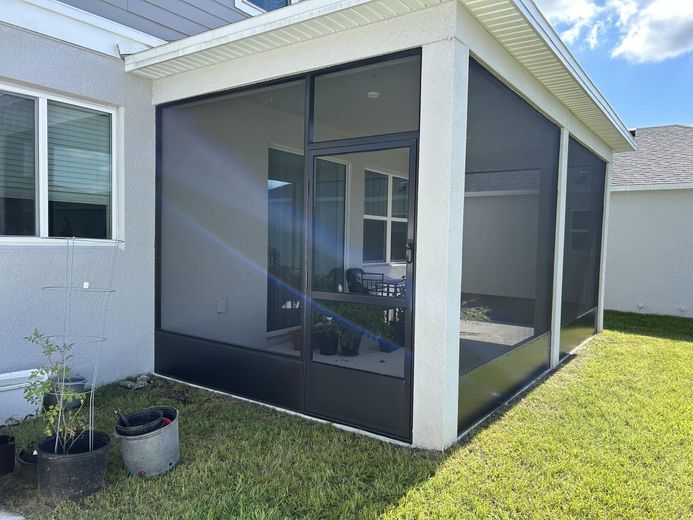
[611,125,693,186]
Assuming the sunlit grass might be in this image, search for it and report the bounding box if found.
[1,311,691,519]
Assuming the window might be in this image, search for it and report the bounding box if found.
[0,86,114,240]
[0,92,35,235]
[235,0,289,15]
[362,171,408,263]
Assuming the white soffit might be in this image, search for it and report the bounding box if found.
[124,0,445,77]
[124,0,635,152]
[459,0,635,152]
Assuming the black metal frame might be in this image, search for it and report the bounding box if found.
[155,48,422,442]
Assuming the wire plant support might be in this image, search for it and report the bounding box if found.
[40,237,123,454]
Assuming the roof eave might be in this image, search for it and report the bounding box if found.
[125,0,636,153]
[511,0,635,151]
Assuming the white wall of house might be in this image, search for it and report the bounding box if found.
[606,188,693,317]
[0,22,155,383]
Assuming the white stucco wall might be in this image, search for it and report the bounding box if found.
[605,189,693,317]
[0,23,155,383]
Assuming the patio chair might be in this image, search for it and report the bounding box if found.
[345,268,383,295]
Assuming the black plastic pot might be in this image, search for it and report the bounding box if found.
[115,409,163,437]
[37,431,110,501]
[0,434,15,475]
[43,376,87,411]
[340,334,362,356]
[378,338,398,353]
[318,332,338,355]
[16,448,38,483]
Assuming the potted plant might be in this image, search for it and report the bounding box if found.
[320,303,393,356]
[23,330,110,501]
[313,312,338,356]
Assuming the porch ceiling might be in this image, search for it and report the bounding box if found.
[124,0,635,153]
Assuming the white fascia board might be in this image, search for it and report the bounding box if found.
[125,0,405,71]
[511,0,635,151]
[1,0,166,59]
[611,182,693,192]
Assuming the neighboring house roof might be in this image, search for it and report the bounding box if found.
[612,125,693,188]
[58,0,249,41]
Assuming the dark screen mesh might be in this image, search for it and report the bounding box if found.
[561,138,605,325]
[458,59,560,432]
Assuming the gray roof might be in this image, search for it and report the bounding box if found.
[612,125,693,187]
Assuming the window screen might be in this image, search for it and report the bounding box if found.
[459,59,560,432]
[561,138,605,325]
[313,55,421,142]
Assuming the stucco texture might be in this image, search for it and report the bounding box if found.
[606,190,693,317]
[0,23,155,383]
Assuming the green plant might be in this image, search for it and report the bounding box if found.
[461,302,490,322]
[23,329,87,454]
[318,302,393,351]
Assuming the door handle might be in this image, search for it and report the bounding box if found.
[405,240,414,264]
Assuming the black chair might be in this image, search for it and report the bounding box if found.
[345,268,383,295]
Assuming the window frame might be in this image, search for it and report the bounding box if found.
[234,0,295,16]
[0,82,118,244]
[362,168,408,264]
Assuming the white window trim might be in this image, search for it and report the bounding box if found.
[0,81,119,247]
[363,169,408,264]
[235,0,299,16]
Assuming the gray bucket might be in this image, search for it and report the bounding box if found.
[114,406,179,478]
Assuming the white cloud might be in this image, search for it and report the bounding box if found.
[611,0,693,62]
[534,0,693,62]
[535,0,602,44]
[586,19,606,49]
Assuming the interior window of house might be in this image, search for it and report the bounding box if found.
[363,171,408,263]
[0,89,112,239]
[0,91,36,236]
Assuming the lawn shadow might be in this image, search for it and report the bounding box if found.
[604,310,693,341]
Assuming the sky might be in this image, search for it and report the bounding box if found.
[533,0,693,128]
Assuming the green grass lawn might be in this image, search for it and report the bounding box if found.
[1,311,691,519]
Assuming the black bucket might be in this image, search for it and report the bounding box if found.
[37,431,110,501]
[16,448,38,483]
[0,434,15,475]
[115,409,163,437]
[43,376,87,411]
